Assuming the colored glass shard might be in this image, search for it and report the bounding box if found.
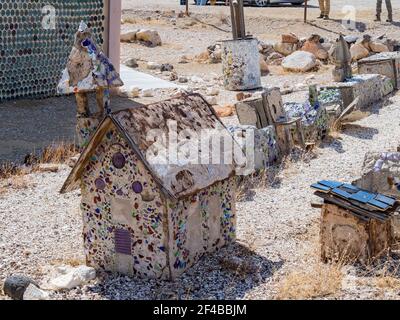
[367,199,390,211]
[349,191,375,204]
[375,194,396,206]
[311,183,330,192]
[331,188,352,199]
[318,180,343,189]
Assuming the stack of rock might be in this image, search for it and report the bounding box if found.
[348,34,394,61]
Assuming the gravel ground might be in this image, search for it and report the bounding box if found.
[2,1,400,300]
[1,93,400,300]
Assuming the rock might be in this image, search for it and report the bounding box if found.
[214,105,235,118]
[120,31,137,42]
[142,89,154,97]
[190,76,204,84]
[274,42,298,56]
[266,52,285,65]
[3,275,39,300]
[206,87,219,96]
[195,51,210,63]
[23,284,50,300]
[282,33,299,44]
[178,55,191,64]
[169,72,178,81]
[37,164,59,173]
[344,35,359,45]
[356,34,372,51]
[124,58,139,68]
[350,43,370,61]
[236,92,252,101]
[282,51,317,72]
[259,55,269,74]
[67,154,80,168]
[206,96,218,106]
[209,49,222,64]
[160,63,174,72]
[369,42,389,53]
[49,266,96,290]
[146,62,161,70]
[129,87,141,98]
[136,29,162,46]
[178,76,188,83]
[301,35,328,60]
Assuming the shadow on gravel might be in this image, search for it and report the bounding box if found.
[0,95,142,164]
[87,242,284,300]
[341,123,379,140]
[319,136,345,153]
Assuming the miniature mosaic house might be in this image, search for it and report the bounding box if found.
[57,22,123,150]
[61,94,238,279]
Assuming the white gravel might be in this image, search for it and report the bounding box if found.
[1,93,400,300]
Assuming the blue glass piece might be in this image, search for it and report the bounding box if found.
[311,183,330,192]
[332,188,352,199]
[375,194,396,206]
[349,191,375,203]
[318,180,343,189]
[368,199,390,210]
[342,183,359,191]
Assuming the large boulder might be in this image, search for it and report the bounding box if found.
[301,35,329,60]
[369,41,389,53]
[281,33,299,44]
[282,51,317,72]
[120,30,138,42]
[3,275,39,300]
[274,42,298,56]
[350,43,370,61]
[136,29,162,46]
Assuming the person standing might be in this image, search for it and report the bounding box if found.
[375,0,393,22]
[318,0,330,20]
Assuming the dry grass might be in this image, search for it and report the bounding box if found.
[275,222,345,300]
[40,141,76,164]
[276,262,343,300]
[50,257,86,267]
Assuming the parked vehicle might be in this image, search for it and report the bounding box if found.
[186,0,305,6]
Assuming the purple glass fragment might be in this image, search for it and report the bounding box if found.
[132,181,143,194]
[112,152,126,169]
[95,178,106,190]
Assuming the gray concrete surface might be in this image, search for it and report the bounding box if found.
[0,95,139,163]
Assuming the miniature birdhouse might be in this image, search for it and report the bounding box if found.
[312,180,396,263]
[57,21,123,149]
[60,94,238,279]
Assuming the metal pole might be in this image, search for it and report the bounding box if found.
[304,0,308,23]
[230,0,238,39]
[186,0,189,16]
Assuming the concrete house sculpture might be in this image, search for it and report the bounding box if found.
[60,94,238,279]
[57,21,123,149]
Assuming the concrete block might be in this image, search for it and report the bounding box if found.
[358,52,400,89]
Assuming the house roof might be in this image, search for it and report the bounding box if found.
[61,93,240,199]
[57,21,123,94]
[311,180,398,221]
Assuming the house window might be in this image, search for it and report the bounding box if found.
[114,228,132,255]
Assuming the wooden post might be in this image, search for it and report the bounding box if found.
[186,0,190,16]
[304,0,308,23]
